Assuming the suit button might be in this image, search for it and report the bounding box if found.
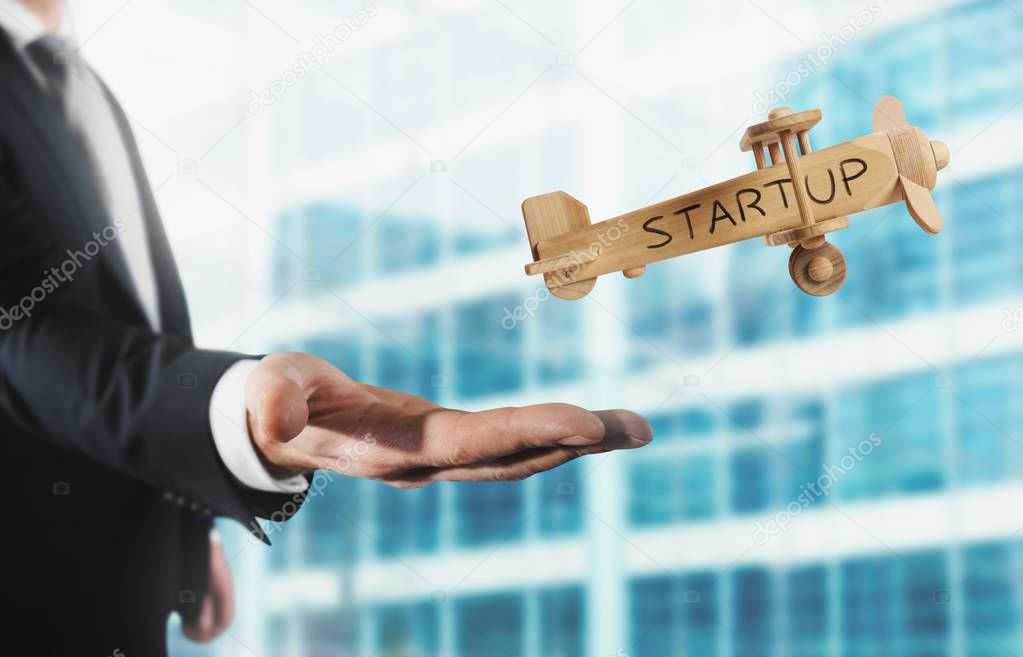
[162,491,174,501]
[176,496,186,506]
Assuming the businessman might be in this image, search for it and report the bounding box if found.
[0,0,652,653]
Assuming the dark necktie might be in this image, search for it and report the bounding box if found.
[24,35,112,215]
[24,35,75,112]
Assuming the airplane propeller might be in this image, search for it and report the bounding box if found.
[873,95,950,235]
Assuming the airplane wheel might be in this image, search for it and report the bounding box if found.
[788,240,846,296]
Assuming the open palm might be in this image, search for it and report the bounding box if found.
[245,352,652,487]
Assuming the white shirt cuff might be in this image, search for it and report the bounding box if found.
[209,359,309,494]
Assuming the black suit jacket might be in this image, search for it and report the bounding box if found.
[0,31,301,654]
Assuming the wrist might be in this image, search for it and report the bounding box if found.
[246,410,312,478]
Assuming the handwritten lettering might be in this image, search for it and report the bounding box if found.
[736,188,765,223]
[642,216,671,248]
[805,169,836,204]
[709,199,736,234]
[673,204,700,240]
[839,158,867,196]
[642,159,870,249]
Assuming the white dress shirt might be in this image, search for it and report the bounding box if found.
[0,2,307,494]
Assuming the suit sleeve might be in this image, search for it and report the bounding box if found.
[0,152,302,540]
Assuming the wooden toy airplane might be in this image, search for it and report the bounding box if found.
[521,96,950,297]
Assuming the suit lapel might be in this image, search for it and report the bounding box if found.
[0,31,149,326]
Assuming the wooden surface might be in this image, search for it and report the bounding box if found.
[900,174,945,234]
[532,130,912,290]
[740,109,822,151]
[521,191,597,299]
[873,95,908,132]
[778,130,817,228]
[763,216,849,246]
[524,94,951,298]
[789,241,847,296]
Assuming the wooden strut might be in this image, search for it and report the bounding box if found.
[757,107,851,295]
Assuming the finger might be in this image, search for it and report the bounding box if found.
[209,541,235,633]
[244,354,310,443]
[421,403,607,466]
[593,409,654,447]
[393,443,609,485]
[181,594,216,643]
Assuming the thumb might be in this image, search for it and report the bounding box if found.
[244,353,310,443]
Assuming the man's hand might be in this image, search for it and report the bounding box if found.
[182,535,235,643]
[244,352,652,487]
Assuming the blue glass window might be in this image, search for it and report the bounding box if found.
[280,204,366,291]
[842,556,896,657]
[304,474,360,565]
[540,586,585,657]
[374,483,439,558]
[951,175,1015,305]
[629,577,673,657]
[734,568,772,657]
[534,297,584,385]
[679,454,715,521]
[901,551,949,657]
[680,572,718,657]
[373,602,439,657]
[376,216,440,275]
[375,313,441,399]
[787,566,827,657]
[304,610,358,657]
[963,542,1021,657]
[454,296,523,398]
[956,357,1012,486]
[537,460,584,537]
[304,334,364,381]
[679,408,716,439]
[455,481,524,547]
[628,460,674,527]
[454,593,523,657]
[730,447,772,514]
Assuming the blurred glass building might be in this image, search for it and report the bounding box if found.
[68,0,1023,655]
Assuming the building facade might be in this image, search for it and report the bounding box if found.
[141,1,1023,655]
